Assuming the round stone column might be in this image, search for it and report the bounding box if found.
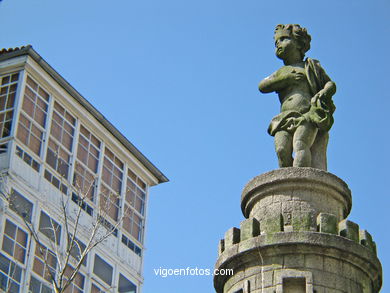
[241,168,351,232]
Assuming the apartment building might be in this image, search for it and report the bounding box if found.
[0,46,167,293]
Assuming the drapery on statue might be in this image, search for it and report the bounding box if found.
[259,24,336,170]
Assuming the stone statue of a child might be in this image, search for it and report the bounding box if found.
[259,24,336,170]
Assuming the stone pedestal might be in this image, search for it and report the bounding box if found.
[214,168,382,293]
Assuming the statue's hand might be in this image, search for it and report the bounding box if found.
[291,70,305,84]
[311,89,327,106]
[285,116,305,131]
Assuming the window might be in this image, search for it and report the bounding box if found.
[32,244,57,283]
[39,212,61,245]
[15,145,40,172]
[91,282,106,293]
[101,148,123,195]
[98,147,123,230]
[44,169,68,194]
[100,185,120,222]
[2,220,28,264]
[71,192,93,216]
[0,253,22,293]
[123,169,146,244]
[121,235,142,257]
[29,275,52,293]
[63,265,85,293]
[68,237,87,266]
[123,209,143,242]
[76,125,100,173]
[93,255,113,286]
[73,125,101,209]
[118,274,137,293]
[73,161,96,201]
[283,277,306,293]
[126,169,146,216]
[16,76,49,156]
[0,72,19,152]
[9,189,33,223]
[46,102,76,179]
[17,114,44,156]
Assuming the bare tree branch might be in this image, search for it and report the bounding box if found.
[0,170,135,293]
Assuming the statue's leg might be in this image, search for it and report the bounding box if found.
[293,122,318,167]
[274,130,293,167]
[311,130,329,170]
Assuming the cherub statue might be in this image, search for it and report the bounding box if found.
[259,24,336,170]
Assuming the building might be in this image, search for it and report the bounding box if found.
[0,46,168,292]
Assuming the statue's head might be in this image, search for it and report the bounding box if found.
[274,24,311,60]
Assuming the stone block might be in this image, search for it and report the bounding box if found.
[359,230,375,252]
[263,256,283,268]
[305,254,323,270]
[261,213,283,234]
[292,212,315,231]
[316,271,336,289]
[338,219,359,243]
[218,239,225,255]
[317,213,337,234]
[283,254,305,268]
[313,286,326,293]
[255,269,274,288]
[225,227,240,248]
[240,218,260,241]
[342,262,356,280]
[324,257,342,274]
[349,280,363,293]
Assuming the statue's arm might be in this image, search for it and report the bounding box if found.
[259,68,302,93]
[309,60,336,103]
[258,70,289,93]
[311,81,336,105]
[259,73,278,93]
[322,81,336,98]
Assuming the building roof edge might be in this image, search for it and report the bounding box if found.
[0,46,168,184]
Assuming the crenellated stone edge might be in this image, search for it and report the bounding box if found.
[214,230,382,293]
[218,213,376,256]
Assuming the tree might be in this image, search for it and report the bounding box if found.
[0,171,129,293]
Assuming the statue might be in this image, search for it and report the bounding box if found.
[259,24,336,170]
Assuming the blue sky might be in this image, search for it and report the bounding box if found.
[1,0,389,292]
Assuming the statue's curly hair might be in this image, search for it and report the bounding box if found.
[274,24,311,58]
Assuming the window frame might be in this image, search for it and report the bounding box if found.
[16,75,50,158]
[1,219,29,265]
[0,72,20,153]
[92,254,113,287]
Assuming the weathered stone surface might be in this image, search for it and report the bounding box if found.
[261,214,283,234]
[224,227,240,249]
[218,239,225,256]
[240,218,260,241]
[338,219,359,243]
[317,212,337,234]
[241,168,351,223]
[304,254,323,270]
[292,211,315,231]
[214,231,382,293]
[258,24,336,170]
[359,229,375,253]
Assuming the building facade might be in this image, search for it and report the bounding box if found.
[0,46,168,293]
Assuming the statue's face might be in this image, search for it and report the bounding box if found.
[274,34,300,60]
